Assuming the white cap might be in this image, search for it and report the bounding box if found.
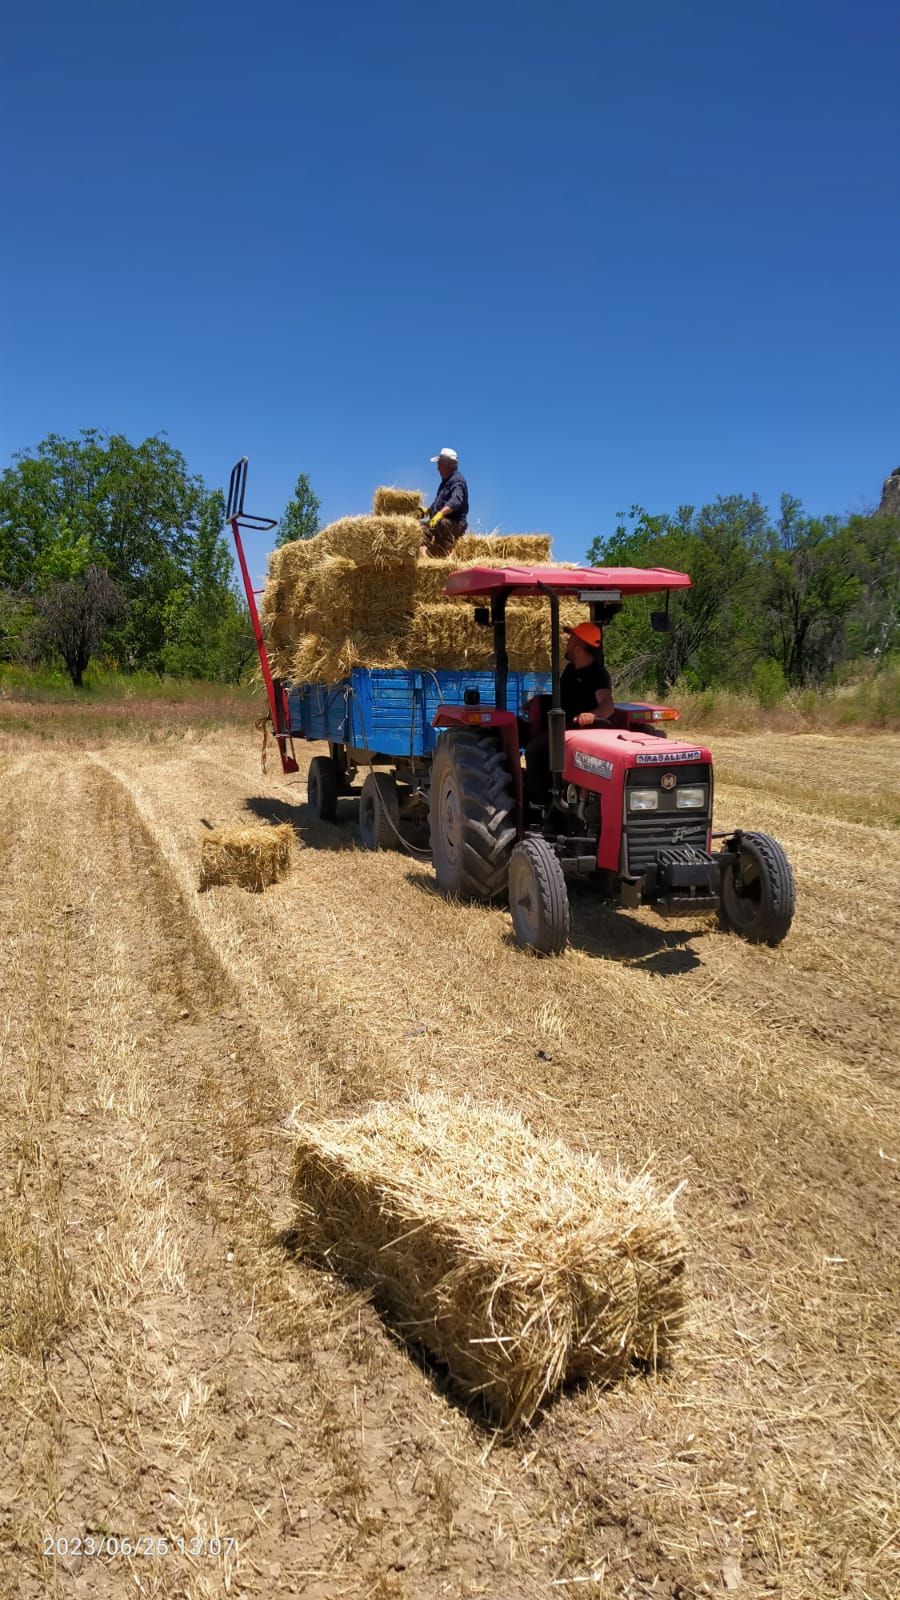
[430,447,458,463]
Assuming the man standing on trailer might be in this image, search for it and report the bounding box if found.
[422,448,469,556]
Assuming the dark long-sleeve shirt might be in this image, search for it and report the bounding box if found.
[427,470,468,522]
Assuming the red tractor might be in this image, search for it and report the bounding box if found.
[428,563,795,955]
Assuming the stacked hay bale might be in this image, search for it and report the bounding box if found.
[260,488,582,681]
[289,1092,687,1430]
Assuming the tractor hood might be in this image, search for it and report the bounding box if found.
[563,727,712,787]
[563,729,714,875]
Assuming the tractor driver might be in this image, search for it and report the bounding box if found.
[421,448,469,557]
[560,621,615,727]
[524,622,615,809]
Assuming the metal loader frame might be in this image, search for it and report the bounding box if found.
[227,457,299,774]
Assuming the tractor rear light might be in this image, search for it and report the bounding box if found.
[629,788,659,811]
[467,712,492,724]
[676,786,706,809]
[659,708,679,721]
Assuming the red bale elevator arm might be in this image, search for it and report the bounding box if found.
[226,457,299,774]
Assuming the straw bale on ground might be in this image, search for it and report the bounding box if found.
[372,486,426,517]
[199,825,293,893]
[289,1092,686,1430]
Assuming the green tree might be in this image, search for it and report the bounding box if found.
[0,432,241,677]
[761,497,861,684]
[275,472,320,546]
[158,490,254,679]
[589,495,770,694]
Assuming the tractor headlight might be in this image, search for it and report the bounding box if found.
[676,786,706,810]
[629,788,659,811]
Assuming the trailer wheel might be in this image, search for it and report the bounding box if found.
[718,831,795,947]
[430,730,516,902]
[508,837,570,955]
[307,756,340,822]
[359,772,400,852]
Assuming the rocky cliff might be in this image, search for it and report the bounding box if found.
[878,467,900,517]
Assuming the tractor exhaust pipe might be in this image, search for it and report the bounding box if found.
[548,707,566,778]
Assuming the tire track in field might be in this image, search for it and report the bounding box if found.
[2,752,569,1600]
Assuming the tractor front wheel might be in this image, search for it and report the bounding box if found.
[430,731,517,901]
[359,772,400,852]
[307,755,340,822]
[508,837,570,955]
[718,831,795,947]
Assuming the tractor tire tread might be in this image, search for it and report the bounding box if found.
[719,830,795,946]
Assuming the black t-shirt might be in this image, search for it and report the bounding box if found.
[561,658,612,725]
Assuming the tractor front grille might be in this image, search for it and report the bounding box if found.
[623,762,712,878]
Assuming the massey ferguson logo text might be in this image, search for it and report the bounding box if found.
[574,751,614,779]
[635,749,702,765]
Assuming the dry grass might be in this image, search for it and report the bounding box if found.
[289,1091,686,1429]
[1,722,898,1597]
[199,822,293,891]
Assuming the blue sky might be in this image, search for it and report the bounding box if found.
[2,0,898,582]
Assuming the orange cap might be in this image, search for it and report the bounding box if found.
[565,621,603,650]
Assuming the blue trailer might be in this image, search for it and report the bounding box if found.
[284,667,550,847]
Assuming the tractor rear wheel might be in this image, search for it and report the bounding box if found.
[718,831,795,946]
[508,837,570,955]
[359,772,400,852]
[307,755,339,822]
[430,730,517,901]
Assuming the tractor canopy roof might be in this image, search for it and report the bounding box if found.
[444,564,692,598]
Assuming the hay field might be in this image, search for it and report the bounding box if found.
[0,716,897,1599]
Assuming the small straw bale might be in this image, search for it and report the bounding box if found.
[412,557,457,605]
[199,824,293,893]
[289,1092,686,1429]
[302,555,359,636]
[306,558,421,636]
[319,515,423,569]
[273,536,321,586]
[372,486,426,517]
[506,603,553,671]
[291,631,402,684]
[402,604,493,669]
[454,533,553,563]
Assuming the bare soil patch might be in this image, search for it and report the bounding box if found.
[1,726,897,1598]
